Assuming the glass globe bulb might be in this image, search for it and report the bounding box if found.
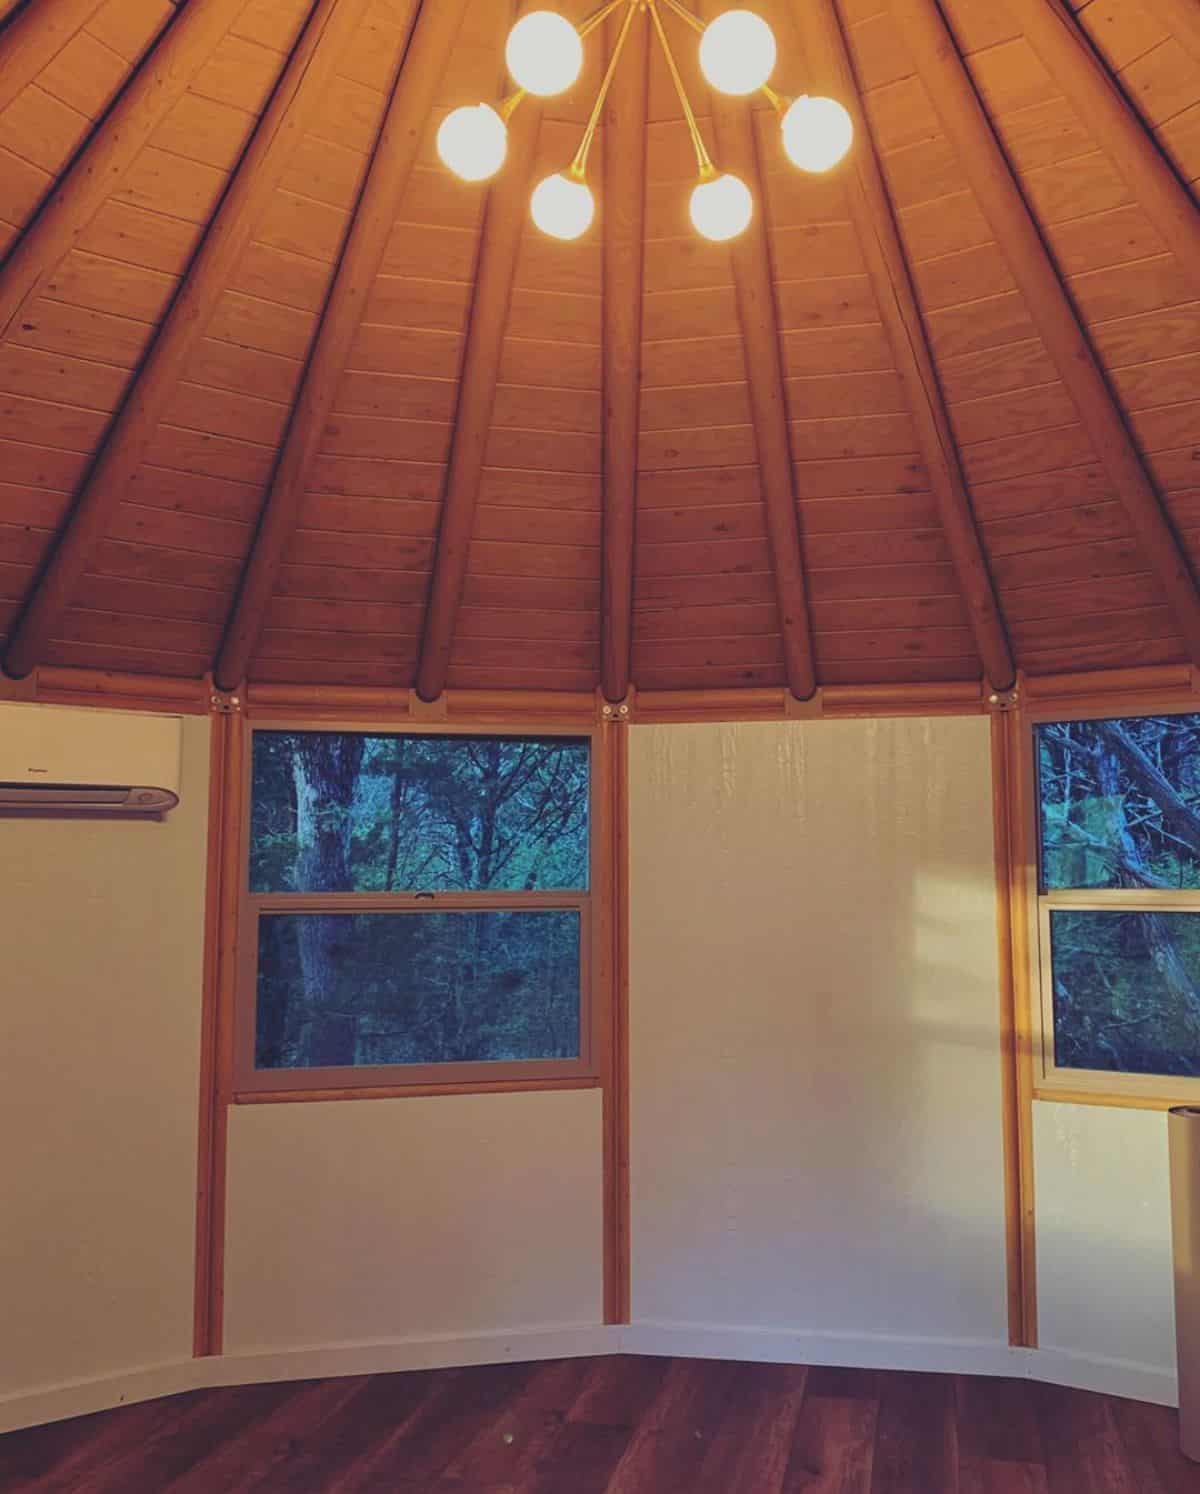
[506,11,583,97]
[781,94,854,173]
[689,172,753,242]
[699,10,777,96]
[437,103,508,182]
[531,172,595,240]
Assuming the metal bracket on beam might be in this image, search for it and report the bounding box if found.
[985,685,1020,712]
[209,688,242,716]
[599,686,634,724]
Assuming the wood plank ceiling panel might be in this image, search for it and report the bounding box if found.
[1,0,1197,691]
[851,2,1185,679]
[250,0,506,690]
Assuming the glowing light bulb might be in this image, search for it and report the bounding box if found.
[781,95,854,173]
[437,104,508,182]
[531,172,595,239]
[689,172,753,242]
[699,10,776,96]
[506,11,583,97]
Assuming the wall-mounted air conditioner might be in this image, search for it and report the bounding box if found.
[0,701,182,815]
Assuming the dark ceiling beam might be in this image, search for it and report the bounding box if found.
[890,0,1200,666]
[599,7,649,704]
[413,103,543,703]
[3,0,373,681]
[0,0,108,118]
[215,0,471,692]
[0,0,253,344]
[793,0,1015,691]
[705,100,818,700]
[1002,0,1200,299]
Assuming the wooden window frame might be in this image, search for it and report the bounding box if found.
[1021,694,1200,1107]
[233,716,604,1100]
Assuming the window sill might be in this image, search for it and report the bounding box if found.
[231,1074,601,1104]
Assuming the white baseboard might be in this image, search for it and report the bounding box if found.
[0,1359,206,1436]
[623,1320,1179,1408]
[0,1321,1178,1435]
[0,1325,616,1435]
[207,1323,618,1391]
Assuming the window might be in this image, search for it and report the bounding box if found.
[1032,709,1200,1095]
[237,728,595,1094]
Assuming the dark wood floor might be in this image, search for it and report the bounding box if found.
[2,1356,1198,1492]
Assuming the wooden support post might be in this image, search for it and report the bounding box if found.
[414,105,544,703]
[600,8,648,706]
[0,0,253,343]
[1002,0,1200,296]
[702,39,817,699]
[890,0,1200,666]
[215,0,471,692]
[2,0,375,680]
[0,0,109,118]
[792,0,1015,691]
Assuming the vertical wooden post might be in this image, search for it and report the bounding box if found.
[600,9,649,705]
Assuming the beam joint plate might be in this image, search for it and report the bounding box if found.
[784,689,823,720]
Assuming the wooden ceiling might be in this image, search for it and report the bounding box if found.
[0,0,1197,700]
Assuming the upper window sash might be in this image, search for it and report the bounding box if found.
[248,729,592,896]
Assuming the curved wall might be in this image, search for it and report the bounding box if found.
[626,717,1011,1360]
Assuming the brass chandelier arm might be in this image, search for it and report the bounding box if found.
[580,0,631,38]
[647,0,716,176]
[571,0,644,177]
[658,0,702,34]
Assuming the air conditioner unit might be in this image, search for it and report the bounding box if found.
[0,701,182,815]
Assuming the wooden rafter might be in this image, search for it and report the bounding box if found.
[215,0,471,693]
[792,0,1015,691]
[1140,0,1200,68]
[890,0,1200,666]
[1001,0,1200,299]
[2,0,374,681]
[704,93,817,699]
[0,0,108,118]
[0,0,252,344]
[600,8,649,705]
[414,104,543,703]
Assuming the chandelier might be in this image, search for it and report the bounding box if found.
[436,2,854,242]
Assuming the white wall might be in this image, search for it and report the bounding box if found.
[1034,1100,1175,1382]
[223,1090,605,1352]
[0,712,209,1398]
[628,717,1010,1359]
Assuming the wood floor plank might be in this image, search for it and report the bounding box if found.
[204,1368,443,1494]
[2,1357,1198,1492]
[603,1358,746,1493]
[957,1375,1048,1494]
[692,1362,810,1493]
[524,1356,676,1494]
[0,1395,183,1492]
[428,1359,593,1491]
[159,1379,367,1493]
[869,1371,958,1494]
[58,1384,300,1494]
[1032,1383,1134,1494]
[333,1361,539,1492]
[783,1367,879,1494]
[1107,1395,1200,1494]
